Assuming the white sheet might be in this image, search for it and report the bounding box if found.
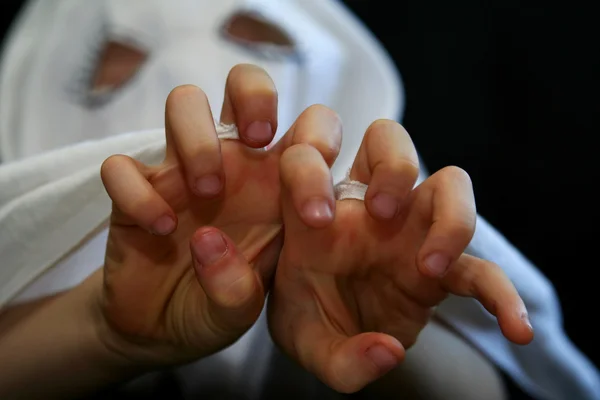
[0,0,597,399]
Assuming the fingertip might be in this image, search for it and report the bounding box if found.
[364,336,405,376]
[194,173,224,198]
[300,197,335,228]
[190,227,229,268]
[366,191,400,220]
[280,143,336,229]
[241,120,275,148]
[277,104,342,166]
[500,311,535,346]
[150,214,177,236]
[329,333,404,393]
[190,227,260,310]
[420,252,452,278]
[221,64,279,148]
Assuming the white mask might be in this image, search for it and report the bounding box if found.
[0,1,407,396]
[0,0,347,162]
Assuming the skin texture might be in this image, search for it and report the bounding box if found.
[100,64,532,385]
[268,120,534,392]
[98,64,343,365]
[0,64,532,399]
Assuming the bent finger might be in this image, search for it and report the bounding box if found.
[191,227,265,331]
[442,253,534,345]
[349,120,420,220]
[280,143,336,229]
[165,85,224,198]
[101,154,176,235]
[415,166,477,277]
[274,104,342,167]
[292,321,405,393]
[220,63,278,148]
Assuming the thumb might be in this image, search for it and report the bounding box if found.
[190,227,264,332]
[292,321,405,393]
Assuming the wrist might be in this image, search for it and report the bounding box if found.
[0,269,142,399]
[87,268,189,371]
[83,269,155,374]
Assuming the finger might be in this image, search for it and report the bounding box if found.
[165,85,224,198]
[292,322,405,393]
[442,254,535,345]
[273,104,342,167]
[191,227,264,331]
[220,64,278,148]
[415,166,477,277]
[280,143,336,228]
[101,155,176,235]
[349,120,420,220]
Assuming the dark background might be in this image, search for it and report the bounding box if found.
[341,0,598,398]
[2,1,598,399]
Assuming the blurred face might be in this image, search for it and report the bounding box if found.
[0,0,346,161]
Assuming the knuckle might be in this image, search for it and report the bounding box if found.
[386,158,420,178]
[124,196,153,216]
[296,105,342,162]
[166,84,207,109]
[228,63,265,81]
[441,165,473,186]
[303,104,342,126]
[238,86,278,116]
[460,263,483,297]
[366,119,410,144]
[453,219,476,241]
[221,273,259,310]
[228,64,277,98]
[100,154,128,181]
[367,118,399,133]
[280,143,322,182]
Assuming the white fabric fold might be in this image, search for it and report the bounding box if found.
[0,0,598,398]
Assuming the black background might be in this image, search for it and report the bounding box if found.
[2,1,598,399]
[341,0,598,398]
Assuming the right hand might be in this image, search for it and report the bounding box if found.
[97,64,342,366]
[268,119,533,393]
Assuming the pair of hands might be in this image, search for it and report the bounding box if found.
[98,64,533,393]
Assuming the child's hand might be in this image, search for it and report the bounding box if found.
[268,119,534,393]
[98,64,342,366]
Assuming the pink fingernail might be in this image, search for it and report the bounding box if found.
[301,198,333,223]
[366,345,399,375]
[521,312,533,331]
[196,174,222,196]
[371,192,398,219]
[192,231,228,267]
[424,253,450,276]
[152,215,175,236]
[246,121,272,143]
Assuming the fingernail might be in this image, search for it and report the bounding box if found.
[366,345,399,375]
[371,192,398,219]
[302,198,333,223]
[521,312,533,331]
[424,253,450,276]
[196,174,222,196]
[151,215,175,235]
[192,231,228,267]
[245,121,272,143]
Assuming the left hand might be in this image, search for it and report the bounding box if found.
[97,64,342,366]
[267,119,534,393]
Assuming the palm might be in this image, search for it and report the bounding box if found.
[271,191,444,350]
[268,141,532,394]
[105,140,283,353]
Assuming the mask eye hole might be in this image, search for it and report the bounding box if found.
[75,39,149,109]
[221,11,300,61]
[91,40,148,94]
